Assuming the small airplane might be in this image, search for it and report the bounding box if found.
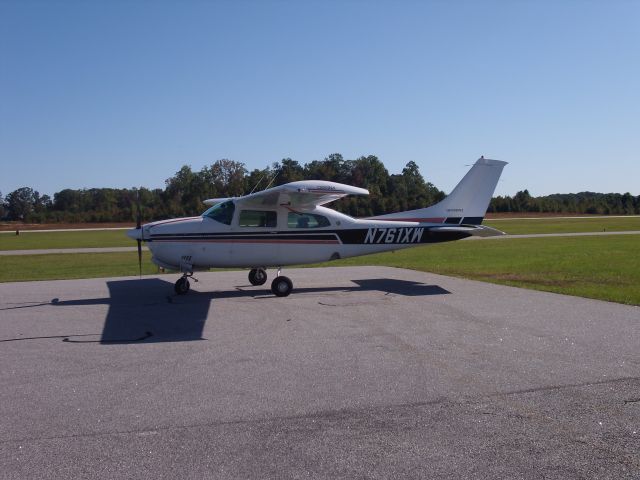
[128,157,507,296]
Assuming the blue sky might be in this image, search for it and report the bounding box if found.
[1,0,638,198]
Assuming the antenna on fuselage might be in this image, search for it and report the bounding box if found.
[248,164,282,195]
[263,165,281,190]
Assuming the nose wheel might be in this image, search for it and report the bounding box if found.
[248,268,267,286]
[174,273,197,295]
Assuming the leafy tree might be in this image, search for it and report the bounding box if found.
[244,166,274,194]
[163,165,209,216]
[274,158,305,185]
[346,155,389,216]
[401,161,443,209]
[513,190,532,212]
[53,189,82,213]
[5,187,38,220]
[304,153,350,183]
[202,159,247,197]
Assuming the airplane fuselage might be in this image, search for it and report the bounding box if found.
[140,204,470,272]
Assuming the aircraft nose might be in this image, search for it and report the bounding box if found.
[127,228,142,240]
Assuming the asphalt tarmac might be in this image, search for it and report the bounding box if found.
[1,266,639,479]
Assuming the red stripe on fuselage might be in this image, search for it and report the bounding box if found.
[151,239,339,244]
[372,217,445,223]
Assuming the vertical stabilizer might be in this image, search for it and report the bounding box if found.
[371,157,507,225]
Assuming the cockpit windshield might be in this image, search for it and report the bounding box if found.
[202,200,235,225]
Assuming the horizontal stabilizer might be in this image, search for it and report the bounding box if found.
[429,224,505,238]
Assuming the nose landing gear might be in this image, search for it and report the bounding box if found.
[248,268,267,286]
[174,273,198,295]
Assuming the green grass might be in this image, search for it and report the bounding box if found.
[0,230,131,250]
[484,216,640,235]
[0,251,160,282]
[312,235,640,305]
[1,235,639,306]
[0,216,639,251]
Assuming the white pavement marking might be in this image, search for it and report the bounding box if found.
[487,215,640,221]
[0,247,145,256]
[0,227,130,233]
[473,230,640,240]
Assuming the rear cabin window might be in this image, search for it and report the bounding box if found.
[287,212,331,229]
[202,200,235,225]
[239,210,277,228]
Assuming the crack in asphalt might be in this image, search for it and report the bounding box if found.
[3,375,639,446]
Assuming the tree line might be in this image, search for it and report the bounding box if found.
[490,190,640,215]
[0,155,443,223]
[1,154,639,223]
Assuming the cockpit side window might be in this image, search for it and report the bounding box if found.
[239,210,277,228]
[287,212,331,228]
[202,200,235,225]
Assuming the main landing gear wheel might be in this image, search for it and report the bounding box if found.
[174,277,190,295]
[248,268,267,286]
[271,276,293,297]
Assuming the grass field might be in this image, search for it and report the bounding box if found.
[316,235,640,306]
[0,229,131,250]
[0,251,159,282]
[1,235,639,305]
[484,216,640,234]
[1,216,639,251]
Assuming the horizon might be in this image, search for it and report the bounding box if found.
[1,1,639,198]
[2,155,639,200]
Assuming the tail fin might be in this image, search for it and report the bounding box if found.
[372,156,507,225]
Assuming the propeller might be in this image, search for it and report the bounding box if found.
[136,189,143,277]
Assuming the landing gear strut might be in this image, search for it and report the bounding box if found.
[174,273,197,295]
[248,268,267,286]
[271,267,293,297]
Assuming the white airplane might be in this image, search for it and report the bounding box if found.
[128,157,507,296]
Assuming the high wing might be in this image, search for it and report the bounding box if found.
[205,180,369,210]
[203,197,232,206]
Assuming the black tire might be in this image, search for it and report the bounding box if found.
[174,277,190,295]
[271,276,293,297]
[248,268,267,286]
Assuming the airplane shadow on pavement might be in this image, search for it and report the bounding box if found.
[49,279,209,344]
[48,277,449,345]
